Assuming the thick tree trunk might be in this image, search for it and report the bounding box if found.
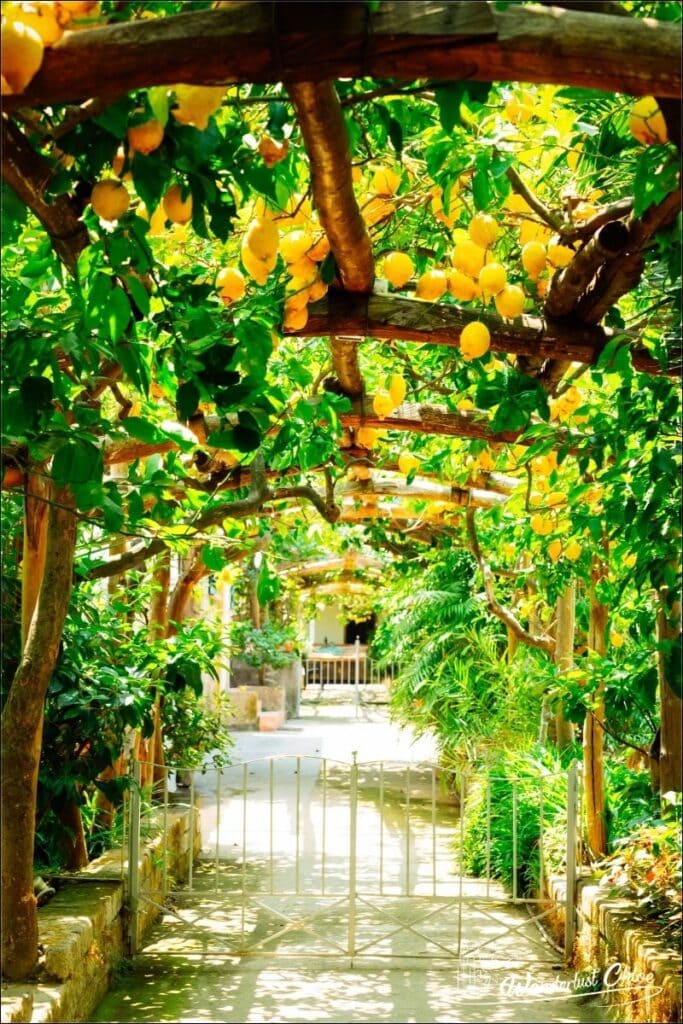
[21,467,49,647]
[584,557,608,858]
[657,596,682,797]
[1,485,76,981]
[554,583,577,751]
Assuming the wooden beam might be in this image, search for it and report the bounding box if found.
[5,3,679,111]
[341,479,508,507]
[300,291,676,376]
[341,395,580,448]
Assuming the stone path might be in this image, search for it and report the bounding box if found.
[93,701,612,1023]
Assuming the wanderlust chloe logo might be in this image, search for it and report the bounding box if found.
[498,962,660,1002]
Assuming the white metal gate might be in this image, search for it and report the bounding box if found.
[127,756,579,965]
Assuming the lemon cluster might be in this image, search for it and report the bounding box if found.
[2,1,100,95]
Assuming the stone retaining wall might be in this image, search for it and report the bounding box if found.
[539,870,681,1023]
[1,803,200,1024]
[227,684,285,728]
[573,877,682,1023]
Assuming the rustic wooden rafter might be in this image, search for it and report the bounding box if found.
[298,291,676,376]
[4,2,679,112]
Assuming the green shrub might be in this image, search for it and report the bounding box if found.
[596,809,682,947]
[459,746,569,896]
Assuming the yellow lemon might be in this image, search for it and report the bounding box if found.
[479,261,507,297]
[245,218,279,261]
[307,278,328,302]
[565,539,582,562]
[452,239,486,277]
[521,241,547,279]
[531,513,554,537]
[241,244,271,286]
[283,302,308,333]
[468,213,498,249]
[623,552,637,568]
[546,491,566,507]
[163,183,193,224]
[629,96,668,146]
[90,179,130,221]
[384,252,414,289]
[356,427,378,449]
[371,166,401,196]
[547,539,563,563]
[279,229,313,264]
[460,320,491,361]
[172,84,224,130]
[127,117,164,155]
[494,284,525,319]
[398,453,420,476]
[5,2,63,45]
[1,18,44,93]
[547,243,575,269]
[447,269,477,302]
[416,269,447,301]
[610,630,625,648]
[478,450,495,472]
[284,282,309,311]
[216,267,246,303]
[389,374,407,407]
[287,254,317,283]
[457,398,474,412]
[373,390,395,419]
[307,234,330,262]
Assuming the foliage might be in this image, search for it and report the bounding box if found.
[596,807,682,947]
[374,549,542,762]
[162,690,234,771]
[459,746,570,897]
[231,619,299,669]
[604,761,660,845]
[33,573,230,866]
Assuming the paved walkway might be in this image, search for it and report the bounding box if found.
[93,701,611,1023]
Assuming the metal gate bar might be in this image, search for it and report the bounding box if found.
[127,755,581,964]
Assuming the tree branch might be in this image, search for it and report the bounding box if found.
[1,118,89,275]
[466,507,554,653]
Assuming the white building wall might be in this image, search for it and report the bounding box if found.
[312,603,345,645]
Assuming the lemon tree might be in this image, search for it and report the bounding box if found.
[0,0,681,982]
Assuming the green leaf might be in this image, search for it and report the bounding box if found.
[176,381,200,421]
[201,544,226,572]
[52,440,103,486]
[320,251,337,285]
[434,84,466,134]
[122,417,166,444]
[206,428,238,449]
[108,286,132,343]
[20,376,53,413]
[132,151,171,212]
[147,86,170,127]
[124,274,150,317]
[472,169,492,211]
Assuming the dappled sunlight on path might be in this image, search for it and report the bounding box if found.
[94,703,610,1024]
